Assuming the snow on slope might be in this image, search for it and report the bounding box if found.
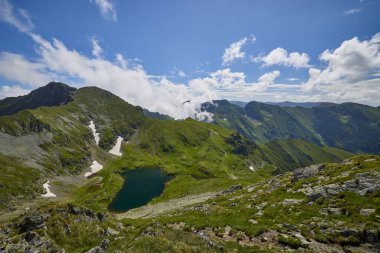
[89,120,100,146]
[109,136,123,156]
[84,160,104,178]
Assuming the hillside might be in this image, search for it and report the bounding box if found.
[0,155,378,252]
[203,100,380,154]
[0,83,352,212]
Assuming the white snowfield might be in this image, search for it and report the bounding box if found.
[109,136,123,156]
[89,120,100,146]
[249,166,255,172]
[84,160,104,178]
[41,181,56,197]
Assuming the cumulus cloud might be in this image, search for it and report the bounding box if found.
[303,33,380,91]
[222,35,256,65]
[0,1,215,119]
[0,0,34,33]
[250,71,281,92]
[0,85,30,99]
[90,0,117,21]
[189,69,280,94]
[254,48,310,69]
[344,8,361,15]
[33,36,220,119]
[0,52,57,87]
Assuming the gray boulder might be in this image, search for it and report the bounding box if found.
[85,239,109,253]
[292,164,326,182]
[19,212,49,233]
[360,208,376,216]
[221,184,242,195]
[298,172,380,201]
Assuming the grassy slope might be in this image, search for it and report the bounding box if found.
[155,155,380,249]
[0,86,145,210]
[208,100,380,154]
[0,85,354,212]
[1,155,377,253]
[258,139,353,174]
[72,118,271,211]
[71,119,352,212]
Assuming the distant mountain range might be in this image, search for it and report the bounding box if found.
[230,101,321,108]
[202,99,380,154]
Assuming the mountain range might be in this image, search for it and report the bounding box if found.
[0,82,378,252]
[202,100,380,154]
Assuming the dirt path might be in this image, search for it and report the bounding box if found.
[116,191,219,219]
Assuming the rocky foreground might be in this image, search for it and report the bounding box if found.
[0,155,379,252]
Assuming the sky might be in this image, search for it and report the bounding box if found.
[0,0,380,119]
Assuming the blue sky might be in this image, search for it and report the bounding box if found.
[0,0,380,119]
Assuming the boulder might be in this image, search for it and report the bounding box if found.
[342,172,380,196]
[85,239,109,253]
[292,164,326,182]
[221,184,242,195]
[282,199,303,206]
[360,208,376,216]
[19,212,49,232]
[101,227,119,237]
[298,172,380,201]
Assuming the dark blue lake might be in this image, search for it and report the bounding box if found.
[109,167,172,212]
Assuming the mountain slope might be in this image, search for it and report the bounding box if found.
[204,100,380,154]
[1,155,378,252]
[258,139,353,174]
[0,83,353,211]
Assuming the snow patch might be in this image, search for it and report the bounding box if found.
[84,160,104,178]
[109,136,123,156]
[89,120,100,146]
[41,181,56,197]
[249,166,255,172]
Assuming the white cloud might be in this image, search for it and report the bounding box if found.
[0,32,218,119]
[303,33,380,91]
[0,0,33,33]
[250,71,281,92]
[0,85,30,99]
[115,53,128,69]
[188,69,279,94]
[287,77,299,81]
[91,38,103,59]
[254,48,310,69]
[90,0,117,21]
[209,69,246,87]
[222,35,256,65]
[0,52,56,87]
[344,8,361,15]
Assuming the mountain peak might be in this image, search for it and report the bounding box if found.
[0,82,76,116]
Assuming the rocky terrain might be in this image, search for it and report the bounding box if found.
[0,155,378,252]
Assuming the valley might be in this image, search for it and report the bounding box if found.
[0,83,378,252]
